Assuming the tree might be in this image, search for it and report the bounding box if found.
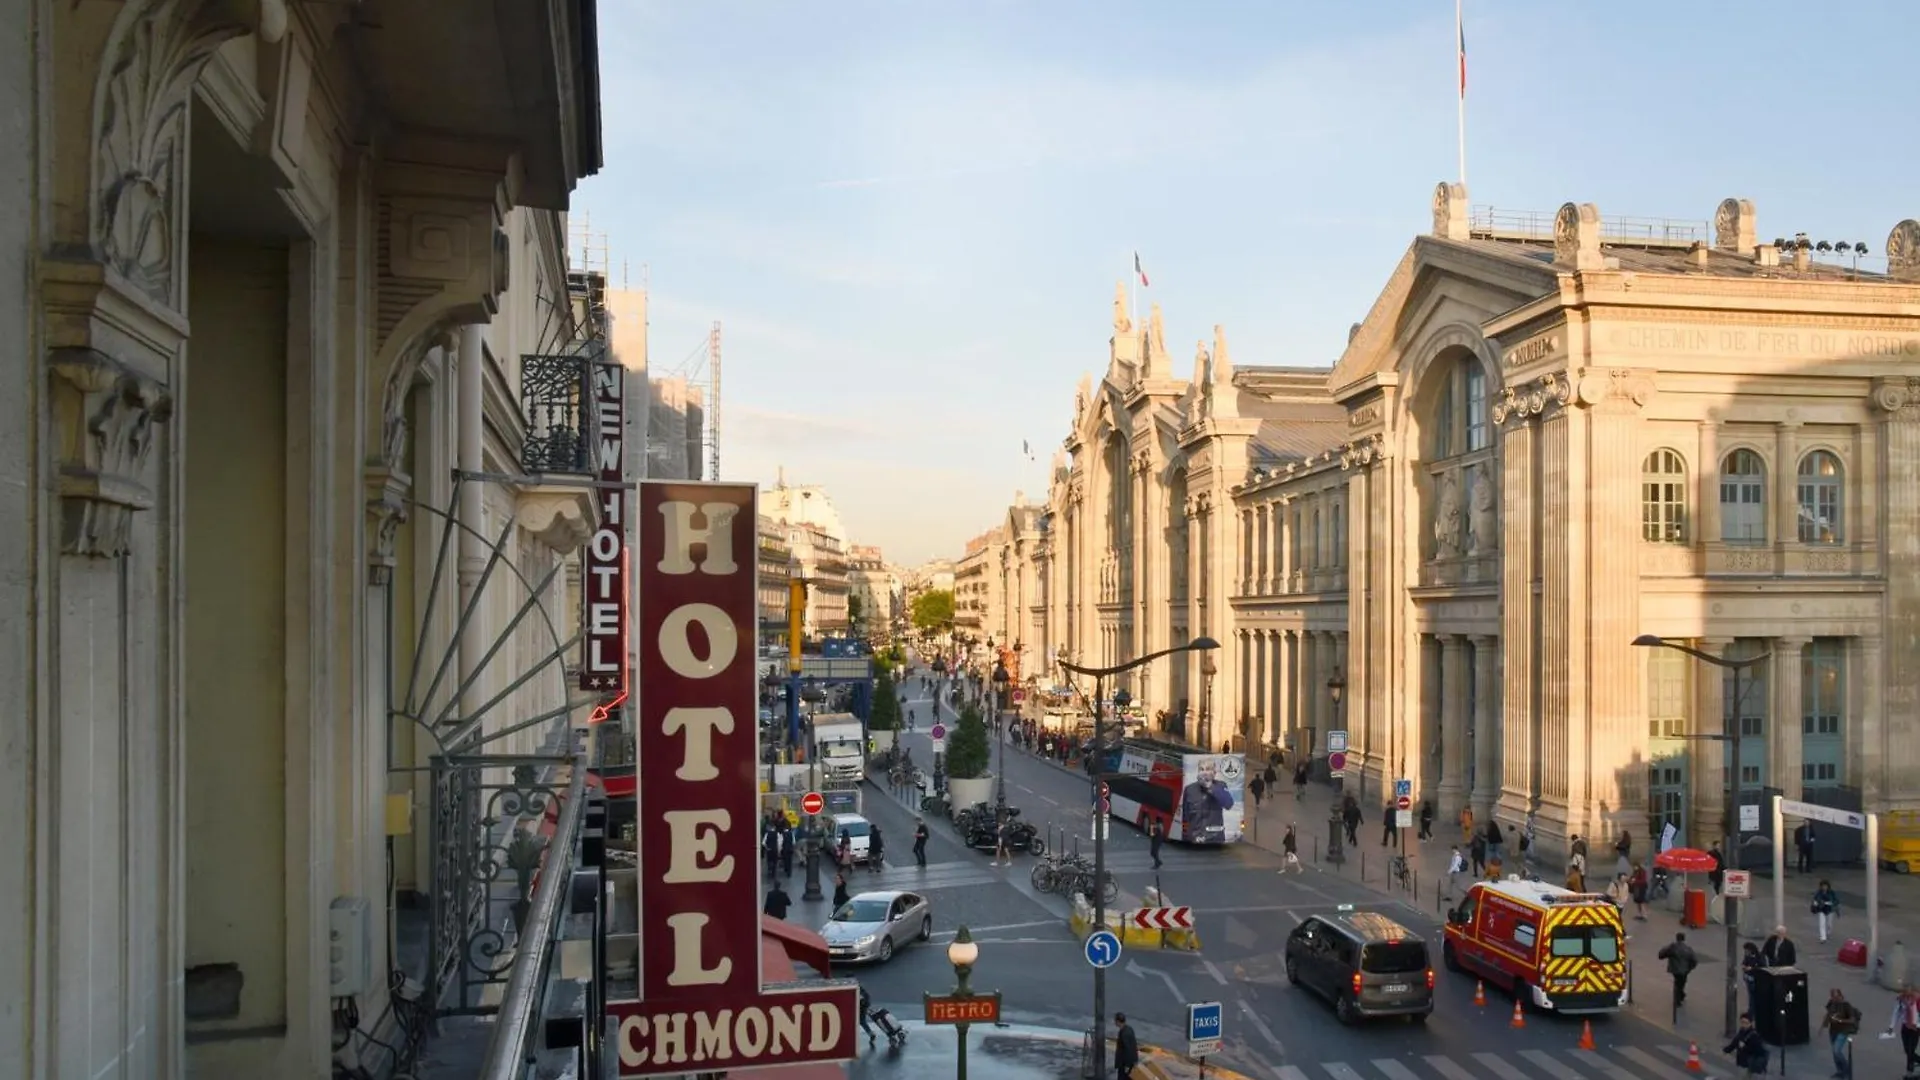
[945,703,991,780]
[911,589,954,633]
[869,667,899,731]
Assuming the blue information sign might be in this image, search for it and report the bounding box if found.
[1187,1001,1223,1056]
[1394,778,1412,799]
[1084,929,1122,969]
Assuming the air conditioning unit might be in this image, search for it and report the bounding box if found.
[329,897,375,998]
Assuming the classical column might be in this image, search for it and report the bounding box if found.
[456,327,487,727]
[1417,635,1440,802]
[1470,636,1501,821]
[1774,422,1801,562]
[1697,422,1722,547]
[1693,637,1733,847]
[1497,408,1538,821]
[1872,379,1920,808]
[1439,635,1470,821]
[1772,637,1809,800]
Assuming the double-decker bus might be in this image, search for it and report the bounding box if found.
[1102,737,1247,844]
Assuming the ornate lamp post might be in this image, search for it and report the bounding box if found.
[1634,634,1770,1039]
[946,926,981,1080]
[1326,667,1347,863]
[931,654,950,795]
[991,657,1011,812]
[1058,637,1221,1080]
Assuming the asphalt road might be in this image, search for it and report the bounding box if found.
[794,682,1749,1080]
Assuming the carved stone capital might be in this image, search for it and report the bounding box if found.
[1340,433,1386,470]
[1491,371,1575,426]
[1574,368,1656,412]
[1872,375,1920,420]
[49,347,174,557]
[365,467,411,585]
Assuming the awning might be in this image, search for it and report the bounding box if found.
[729,918,847,1080]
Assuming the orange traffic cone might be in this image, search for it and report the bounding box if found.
[1509,999,1525,1028]
[1684,1041,1703,1071]
[1577,1020,1595,1050]
[1472,980,1486,1007]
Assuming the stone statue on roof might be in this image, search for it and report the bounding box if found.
[1113,281,1132,336]
[1149,304,1167,357]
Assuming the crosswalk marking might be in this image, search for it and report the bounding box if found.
[1273,1067,1311,1080]
[1469,1051,1533,1080]
[1368,1058,1424,1080]
[1318,1064,1368,1080]
[1421,1054,1480,1080]
[1633,1044,1725,1078]
[1516,1048,1586,1078]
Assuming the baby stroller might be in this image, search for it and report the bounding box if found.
[866,1005,908,1049]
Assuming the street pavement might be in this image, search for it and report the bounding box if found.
[789,677,1789,1080]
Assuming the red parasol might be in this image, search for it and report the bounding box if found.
[1654,847,1717,873]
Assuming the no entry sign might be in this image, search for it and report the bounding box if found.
[801,791,825,816]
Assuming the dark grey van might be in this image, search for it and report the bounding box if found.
[1283,905,1434,1024]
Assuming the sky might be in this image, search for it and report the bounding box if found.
[572,0,1920,567]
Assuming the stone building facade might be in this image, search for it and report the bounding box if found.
[990,185,1920,855]
[847,543,902,641]
[0,2,601,1077]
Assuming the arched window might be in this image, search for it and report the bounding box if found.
[1796,450,1844,544]
[1718,449,1767,545]
[1641,449,1688,543]
[1430,356,1492,458]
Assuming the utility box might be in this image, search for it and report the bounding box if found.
[1752,966,1810,1046]
[328,897,375,998]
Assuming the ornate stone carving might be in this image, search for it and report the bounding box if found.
[1888,220,1920,282]
[1575,368,1655,410]
[1553,202,1603,270]
[1149,304,1167,359]
[1871,376,1920,420]
[1431,181,1469,240]
[1339,434,1384,469]
[365,468,409,585]
[1112,281,1132,336]
[1348,403,1381,428]
[48,347,174,557]
[1432,469,1464,558]
[1466,463,1497,556]
[1491,372,1574,425]
[94,0,286,310]
[1713,198,1755,253]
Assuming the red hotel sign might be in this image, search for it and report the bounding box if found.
[609,482,857,1076]
[581,359,626,693]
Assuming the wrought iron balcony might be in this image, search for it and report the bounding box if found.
[519,352,592,474]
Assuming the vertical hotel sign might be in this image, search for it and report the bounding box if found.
[609,482,857,1076]
[581,359,625,693]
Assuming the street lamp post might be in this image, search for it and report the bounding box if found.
[992,658,1011,814]
[931,655,950,797]
[1327,668,1347,864]
[1199,653,1219,752]
[1059,637,1222,1080]
[1632,635,1769,1040]
[946,926,981,1080]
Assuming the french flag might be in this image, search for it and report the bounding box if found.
[1457,6,1467,99]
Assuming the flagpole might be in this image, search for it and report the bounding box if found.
[1456,0,1468,186]
[1130,254,1139,331]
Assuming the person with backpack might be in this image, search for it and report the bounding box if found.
[1819,987,1862,1079]
[1722,1012,1768,1077]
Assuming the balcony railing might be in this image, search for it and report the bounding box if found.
[519,352,592,474]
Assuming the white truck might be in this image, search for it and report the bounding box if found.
[811,714,867,784]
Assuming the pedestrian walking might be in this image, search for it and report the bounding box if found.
[1761,925,1798,967]
[992,817,1012,867]
[763,881,791,920]
[1627,862,1650,920]
[1659,931,1699,1008]
[1113,1013,1139,1080]
[1707,842,1726,895]
[1884,982,1920,1074]
[1281,823,1302,873]
[1812,878,1839,942]
[1418,801,1434,841]
[1740,942,1762,1007]
[1148,817,1164,869]
[1485,818,1505,865]
[1459,805,1475,844]
[1446,845,1467,898]
[762,824,781,878]
[833,872,850,909]
[1819,986,1861,1080]
[1722,1012,1768,1077]
[1795,820,1817,873]
[913,817,929,867]
[1342,796,1362,846]
[1469,833,1488,876]
[1613,828,1633,881]
[858,984,876,1045]
[1380,800,1398,846]
[1251,775,1266,808]
[868,825,885,872]
[779,828,795,878]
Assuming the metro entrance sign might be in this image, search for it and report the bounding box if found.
[608,484,858,1076]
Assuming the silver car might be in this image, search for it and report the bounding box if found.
[819,891,931,964]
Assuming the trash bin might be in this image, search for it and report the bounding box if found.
[1751,966,1810,1046]
[1682,887,1709,928]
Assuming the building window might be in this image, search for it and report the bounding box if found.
[1796,450,1843,544]
[1718,449,1767,545]
[1802,638,1845,791]
[1331,502,1345,567]
[1723,639,1769,786]
[1646,647,1688,737]
[1430,357,1493,458]
[1641,449,1688,543]
[1310,508,1322,568]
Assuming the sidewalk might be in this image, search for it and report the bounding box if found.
[843,1019,1254,1080]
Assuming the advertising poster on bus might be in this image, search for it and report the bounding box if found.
[1179,754,1245,844]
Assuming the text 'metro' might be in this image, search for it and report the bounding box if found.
[608,482,857,1076]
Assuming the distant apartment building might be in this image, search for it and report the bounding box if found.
[847,544,902,641]
[788,524,851,637]
[953,528,1006,642]
[758,514,792,643]
[762,478,849,544]
[605,286,705,482]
